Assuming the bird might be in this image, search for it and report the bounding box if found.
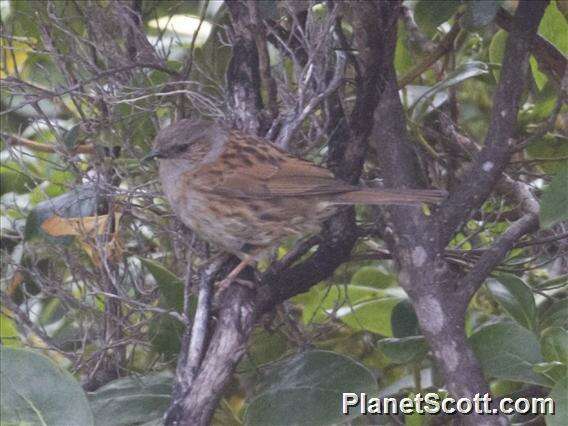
[147,118,446,287]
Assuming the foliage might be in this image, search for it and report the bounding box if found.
[1,1,566,425]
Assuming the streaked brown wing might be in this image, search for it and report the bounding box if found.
[198,132,354,199]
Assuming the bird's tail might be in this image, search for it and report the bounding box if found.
[333,188,447,206]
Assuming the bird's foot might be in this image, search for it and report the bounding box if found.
[216,277,256,292]
[216,255,256,292]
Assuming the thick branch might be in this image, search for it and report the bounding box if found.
[225,1,264,133]
[496,6,566,84]
[458,178,540,301]
[434,0,549,248]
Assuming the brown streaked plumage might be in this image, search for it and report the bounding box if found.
[152,118,446,260]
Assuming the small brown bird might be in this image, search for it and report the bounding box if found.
[149,119,445,285]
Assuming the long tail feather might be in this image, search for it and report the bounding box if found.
[333,188,447,206]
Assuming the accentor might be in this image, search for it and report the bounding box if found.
[149,119,445,286]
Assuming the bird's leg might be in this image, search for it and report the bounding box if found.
[217,255,255,291]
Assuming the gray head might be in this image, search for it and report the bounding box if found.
[145,118,228,163]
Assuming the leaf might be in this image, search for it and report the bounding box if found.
[238,329,290,374]
[557,0,568,21]
[244,350,378,426]
[0,347,94,425]
[539,2,568,55]
[526,133,568,174]
[532,274,568,291]
[534,361,567,384]
[0,162,35,195]
[139,258,184,312]
[293,283,386,325]
[351,266,395,289]
[395,25,415,77]
[489,30,508,81]
[411,61,489,120]
[63,124,81,150]
[469,321,552,386]
[540,298,568,330]
[414,0,461,35]
[377,336,429,364]
[148,316,184,359]
[24,185,103,244]
[540,165,568,228]
[546,376,568,426]
[40,213,118,237]
[530,56,549,91]
[486,274,537,330]
[336,296,404,337]
[379,369,434,398]
[541,327,568,364]
[462,0,502,30]
[139,258,188,358]
[0,314,21,347]
[88,372,173,426]
[391,299,421,338]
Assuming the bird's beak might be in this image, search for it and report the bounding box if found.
[142,148,161,163]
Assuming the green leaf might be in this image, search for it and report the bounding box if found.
[462,0,502,30]
[0,162,35,195]
[377,336,429,364]
[140,258,184,312]
[469,321,552,386]
[244,350,378,426]
[540,165,568,228]
[530,56,549,91]
[24,185,102,244]
[526,133,568,174]
[351,266,395,289]
[0,314,21,347]
[488,30,508,81]
[532,274,568,291]
[337,296,404,337]
[539,2,568,55]
[411,61,489,120]
[391,300,421,338]
[414,0,461,35]
[293,283,386,325]
[541,327,568,364]
[238,329,290,374]
[88,372,172,426]
[63,124,81,150]
[0,347,94,425]
[486,274,536,330]
[139,259,189,358]
[395,24,415,77]
[148,315,184,359]
[534,361,567,384]
[557,0,568,21]
[540,298,568,330]
[546,377,568,426]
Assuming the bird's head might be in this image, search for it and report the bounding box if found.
[144,118,228,166]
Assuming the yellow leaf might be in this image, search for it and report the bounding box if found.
[41,213,121,237]
[0,38,35,79]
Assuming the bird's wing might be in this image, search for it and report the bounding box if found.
[195,132,354,199]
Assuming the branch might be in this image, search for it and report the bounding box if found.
[496,6,566,84]
[164,258,222,424]
[398,21,461,88]
[2,132,96,155]
[458,177,540,302]
[433,0,549,248]
[225,0,264,133]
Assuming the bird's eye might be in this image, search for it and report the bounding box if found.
[173,143,190,154]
